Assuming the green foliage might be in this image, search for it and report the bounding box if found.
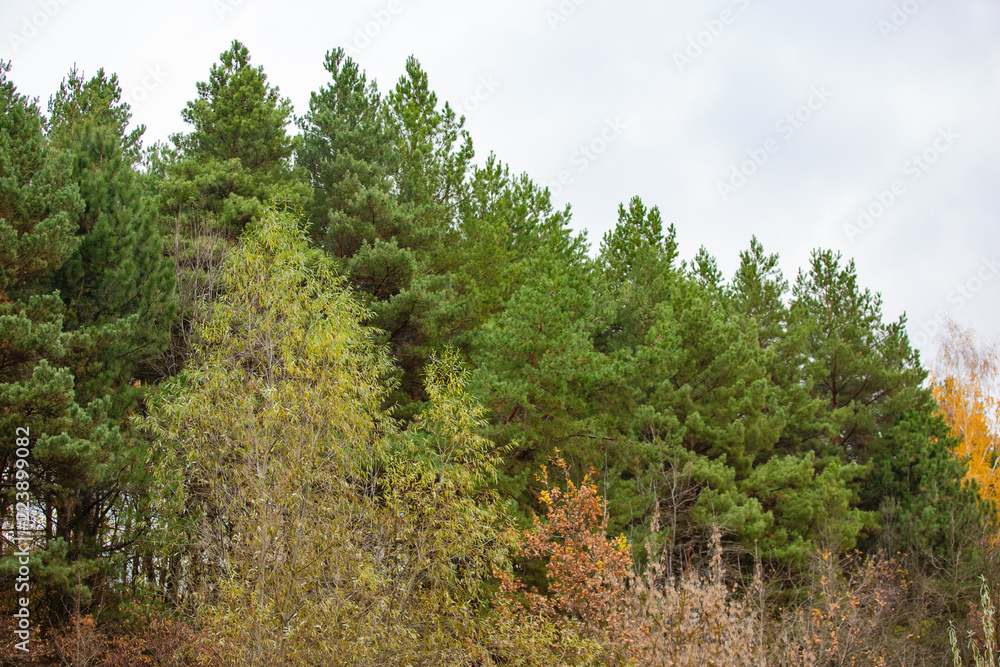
[299,52,471,416]
[1,59,86,607]
[470,248,613,521]
[728,236,787,350]
[690,245,723,289]
[875,409,995,588]
[0,60,82,299]
[790,249,926,466]
[597,196,678,353]
[297,48,405,258]
[388,56,473,218]
[620,271,792,559]
[48,66,174,604]
[1,62,176,615]
[52,111,176,409]
[742,453,870,561]
[162,40,307,234]
[46,66,144,164]
[3,48,994,666]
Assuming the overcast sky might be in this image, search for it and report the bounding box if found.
[3,0,998,366]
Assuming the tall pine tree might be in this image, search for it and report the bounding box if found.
[162,40,307,235]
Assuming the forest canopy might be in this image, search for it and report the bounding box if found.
[1,43,998,666]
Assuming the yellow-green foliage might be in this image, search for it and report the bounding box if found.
[143,208,597,666]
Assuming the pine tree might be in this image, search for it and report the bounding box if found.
[455,153,582,333]
[470,246,615,528]
[162,40,307,235]
[301,53,483,414]
[596,196,678,354]
[872,409,991,569]
[297,48,428,341]
[0,59,83,467]
[0,60,98,615]
[2,63,178,617]
[388,56,473,222]
[689,246,722,289]
[728,236,787,350]
[48,67,177,596]
[728,238,830,495]
[47,67,177,407]
[298,48,407,258]
[621,273,811,561]
[46,66,144,165]
[593,211,872,564]
[598,196,677,293]
[790,250,926,498]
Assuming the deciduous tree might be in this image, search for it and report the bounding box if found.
[932,319,1000,508]
[146,208,557,666]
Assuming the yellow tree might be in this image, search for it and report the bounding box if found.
[144,208,591,666]
[931,319,1000,507]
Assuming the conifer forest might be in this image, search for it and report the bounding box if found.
[2,31,1000,667]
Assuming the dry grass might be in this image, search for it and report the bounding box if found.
[614,526,765,667]
[951,576,998,667]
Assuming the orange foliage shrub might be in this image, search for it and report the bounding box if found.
[0,614,225,667]
[495,453,635,658]
[495,454,763,665]
[495,455,932,666]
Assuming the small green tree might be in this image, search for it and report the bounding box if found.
[596,196,679,354]
[470,247,616,532]
[790,249,926,469]
[387,56,473,220]
[46,66,145,164]
[297,48,407,259]
[40,67,176,614]
[300,52,475,415]
[455,154,582,331]
[162,40,307,235]
[47,67,176,410]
